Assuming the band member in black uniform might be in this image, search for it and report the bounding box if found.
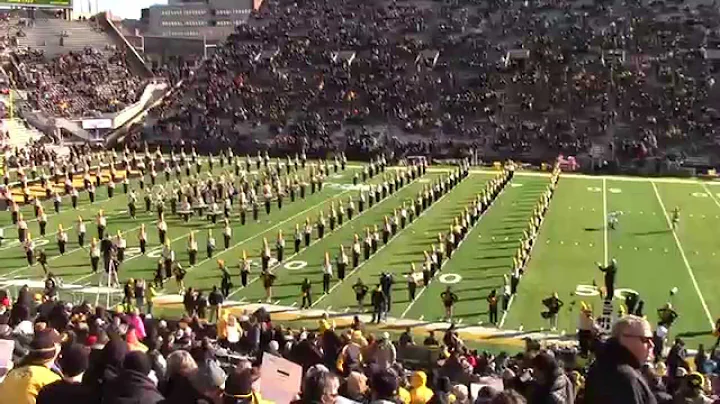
[188,232,198,266]
[293,224,301,253]
[240,250,250,287]
[304,219,312,247]
[352,234,361,268]
[276,230,285,262]
[407,264,418,301]
[337,245,348,280]
[220,260,232,297]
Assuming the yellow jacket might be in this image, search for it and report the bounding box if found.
[398,386,411,404]
[0,365,61,404]
[217,310,229,340]
[409,371,434,404]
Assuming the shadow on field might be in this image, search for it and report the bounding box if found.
[584,227,603,232]
[466,264,507,272]
[676,330,714,338]
[632,230,670,236]
[476,254,513,260]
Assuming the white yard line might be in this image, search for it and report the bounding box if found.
[603,177,609,266]
[401,177,509,318]
[312,174,462,308]
[651,181,714,328]
[226,176,424,299]
[702,183,720,210]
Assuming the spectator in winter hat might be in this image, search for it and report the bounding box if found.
[36,343,92,404]
[0,329,61,404]
[83,336,127,401]
[370,368,400,404]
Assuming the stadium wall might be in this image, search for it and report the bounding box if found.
[98,12,153,78]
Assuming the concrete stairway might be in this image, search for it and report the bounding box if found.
[16,18,115,57]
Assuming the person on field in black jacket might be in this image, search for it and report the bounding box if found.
[102,351,165,404]
[585,315,658,404]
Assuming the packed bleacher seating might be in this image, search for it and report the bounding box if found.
[14,46,144,118]
[129,0,720,164]
[5,11,147,120]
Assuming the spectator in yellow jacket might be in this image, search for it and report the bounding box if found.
[410,371,434,404]
[0,329,61,404]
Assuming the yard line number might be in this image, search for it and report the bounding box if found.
[575,284,639,300]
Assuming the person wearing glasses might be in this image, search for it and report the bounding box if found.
[585,315,656,404]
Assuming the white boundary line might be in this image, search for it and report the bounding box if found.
[602,177,609,266]
[448,168,720,185]
[702,182,720,210]
[311,172,465,308]
[401,176,507,318]
[651,181,714,328]
[226,175,424,299]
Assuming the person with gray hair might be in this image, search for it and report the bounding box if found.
[294,368,340,404]
[165,350,198,379]
[585,315,658,404]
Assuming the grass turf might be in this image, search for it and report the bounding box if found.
[3,165,720,349]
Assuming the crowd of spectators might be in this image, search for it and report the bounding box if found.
[129,0,720,162]
[1,281,720,404]
[14,46,145,118]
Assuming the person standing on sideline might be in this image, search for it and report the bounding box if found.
[380,272,394,311]
[441,286,458,321]
[585,315,657,404]
[543,292,564,331]
[371,284,387,324]
[301,278,312,308]
[209,285,223,322]
[487,289,499,325]
[353,279,369,312]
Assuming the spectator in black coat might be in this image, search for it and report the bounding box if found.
[529,351,574,404]
[585,315,657,404]
[102,351,164,404]
[83,336,127,401]
[37,343,92,404]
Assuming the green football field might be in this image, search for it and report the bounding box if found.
[2,161,720,348]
